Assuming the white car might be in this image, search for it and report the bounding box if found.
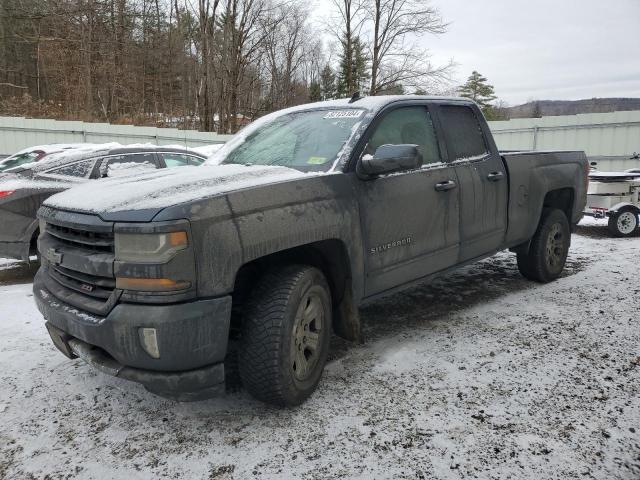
[0,144,91,172]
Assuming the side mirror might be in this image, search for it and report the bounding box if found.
[358,144,423,177]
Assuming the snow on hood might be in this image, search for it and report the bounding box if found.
[44,164,308,214]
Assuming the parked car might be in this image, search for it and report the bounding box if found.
[0,144,87,172]
[33,96,588,406]
[583,170,640,236]
[0,144,206,261]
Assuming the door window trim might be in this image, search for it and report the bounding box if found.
[433,103,492,165]
[346,101,447,175]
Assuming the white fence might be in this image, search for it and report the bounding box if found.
[488,110,640,171]
[0,116,232,157]
[2,110,640,171]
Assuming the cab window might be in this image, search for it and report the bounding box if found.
[366,106,441,165]
[439,105,488,160]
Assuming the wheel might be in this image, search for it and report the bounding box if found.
[517,209,570,283]
[238,265,332,406]
[607,207,638,237]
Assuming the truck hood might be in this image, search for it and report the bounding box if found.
[43,164,309,220]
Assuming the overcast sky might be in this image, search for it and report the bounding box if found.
[312,0,640,106]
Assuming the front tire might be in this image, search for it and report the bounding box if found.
[239,265,332,407]
[517,208,570,283]
[607,207,638,237]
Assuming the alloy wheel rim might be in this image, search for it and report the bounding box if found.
[545,223,565,269]
[617,212,637,235]
[291,292,323,382]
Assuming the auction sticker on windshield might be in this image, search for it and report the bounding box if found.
[323,110,364,119]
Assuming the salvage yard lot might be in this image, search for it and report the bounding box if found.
[1,220,638,479]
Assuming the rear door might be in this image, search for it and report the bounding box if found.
[436,104,508,260]
[355,104,460,296]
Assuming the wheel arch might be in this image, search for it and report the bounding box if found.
[542,187,575,222]
[607,202,640,215]
[230,239,361,343]
[511,188,575,255]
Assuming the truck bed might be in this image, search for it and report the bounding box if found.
[501,150,588,248]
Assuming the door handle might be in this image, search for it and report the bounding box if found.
[434,180,457,192]
[487,171,505,181]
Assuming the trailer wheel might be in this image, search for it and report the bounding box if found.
[517,209,570,283]
[608,207,638,237]
[238,265,331,407]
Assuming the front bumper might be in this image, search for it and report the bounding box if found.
[34,269,233,400]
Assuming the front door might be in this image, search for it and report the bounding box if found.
[437,104,508,260]
[355,105,460,297]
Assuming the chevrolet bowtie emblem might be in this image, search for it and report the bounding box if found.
[46,248,63,265]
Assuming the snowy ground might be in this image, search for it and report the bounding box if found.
[1,218,639,479]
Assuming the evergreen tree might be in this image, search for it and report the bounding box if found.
[459,71,497,111]
[337,36,369,97]
[531,101,542,118]
[320,64,337,100]
[309,81,322,102]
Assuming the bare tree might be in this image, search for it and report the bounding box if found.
[365,0,451,95]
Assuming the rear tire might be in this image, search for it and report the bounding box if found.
[238,265,332,407]
[517,209,570,283]
[607,207,638,237]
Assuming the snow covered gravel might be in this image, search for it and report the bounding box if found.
[0,219,638,479]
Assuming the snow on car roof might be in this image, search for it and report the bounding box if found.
[5,143,89,157]
[12,143,203,174]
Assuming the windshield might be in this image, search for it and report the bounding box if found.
[0,151,43,172]
[221,109,364,171]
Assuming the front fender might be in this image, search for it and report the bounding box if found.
[160,173,365,302]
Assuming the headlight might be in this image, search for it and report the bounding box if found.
[115,231,188,263]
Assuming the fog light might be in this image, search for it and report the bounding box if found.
[139,327,160,359]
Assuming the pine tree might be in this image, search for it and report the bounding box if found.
[309,81,322,102]
[337,36,369,97]
[459,71,497,111]
[531,101,542,118]
[320,64,337,100]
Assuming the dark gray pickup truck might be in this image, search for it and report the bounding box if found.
[33,96,588,406]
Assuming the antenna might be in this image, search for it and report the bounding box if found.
[348,91,362,104]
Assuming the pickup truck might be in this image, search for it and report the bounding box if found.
[33,96,588,406]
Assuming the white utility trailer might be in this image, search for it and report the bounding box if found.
[584,171,640,236]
